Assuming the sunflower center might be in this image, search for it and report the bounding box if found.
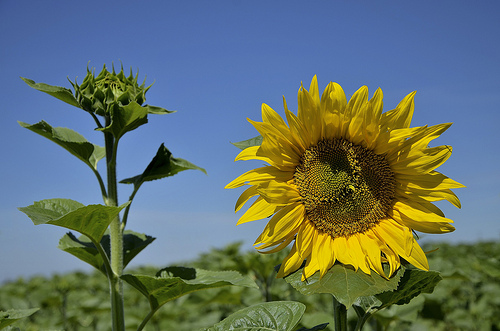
[294,139,395,238]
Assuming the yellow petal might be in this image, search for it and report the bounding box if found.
[295,220,316,259]
[332,236,351,266]
[298,82,322,145]
[360,231,386,278]
[225,166,292,189]
[363,88,383,148]
[374,219,429,271]
[316,232,335,278]
[346,234,371,274]
[391,145,453,175]
[256,231,296,253]
[396,185,462,208]
[277,244,304,278]
[321,82,346,140]
[396,171,465,190]
[284,105,311,150]
[257,181,301,205]
[235,146,272,163]
[254,202,305,244]
[235,185,258,212]
[344,85,368,140]
[380,91,416,130]
[237,197,281,225]
[261,103,304,157]
[390,200,455,233]
[309,75,321,107]
[322,82,347,113]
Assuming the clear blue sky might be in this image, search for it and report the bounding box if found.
[1,0,499,282]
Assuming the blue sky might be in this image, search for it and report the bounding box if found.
[1,0,499,282]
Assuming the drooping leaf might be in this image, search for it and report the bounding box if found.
[231,135,263,150]
[121,268,257,311]
[98,101,148,139]
[18,121,105,170]
[144,104,176,115]
[120,143,206,187]
[21,77,80,108]
[18,198,127,243]
[375,269,442,308]
[0,308,39,329]
[205,301,305,331]
[58,230,155,273]
[285,264,405,308]
[58,232,106,272]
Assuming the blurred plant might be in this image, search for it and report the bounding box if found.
[2,241,498,330]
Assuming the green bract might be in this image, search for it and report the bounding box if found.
[70,64,151,116]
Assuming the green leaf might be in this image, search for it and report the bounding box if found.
[18,198,127,243]
[98,101,148,139]
[0,308,39,329]
[231,135,263,150]
[284,264,404,308]
[18,120,105,170]
[58,230,155,273]
[144,104,176,115]
[121,268,257,311]
[205,301,305,331]
[58,232,106,272]
[21,77,80,108]
[375,269,442,308]
[120,143,206,187]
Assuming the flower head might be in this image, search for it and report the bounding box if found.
[70,64,151,115]
[226,76,464,280]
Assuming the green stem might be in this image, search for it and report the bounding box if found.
[104,116,125,331]
[121,183,141,230]
[333,296,348,331]
[93,169,108,202]
[137,309,157,331]
[352,305,372,331]
[354,313,372,331]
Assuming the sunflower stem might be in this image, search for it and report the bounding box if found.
[333,296,348,331]
[104,116,125,331]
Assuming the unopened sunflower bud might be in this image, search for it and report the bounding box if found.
[70,64,151,116]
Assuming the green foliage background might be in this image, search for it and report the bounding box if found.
[1,241,499,331]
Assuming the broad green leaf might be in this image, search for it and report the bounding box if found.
[98,101,148,139]
[58,230,156,273]
[231,135,263,150]
[120,143,206,187]
[18,121,105,170]
[375,269,442,308]
[122,268,257,310]
[144,104,176,115]
[21,77,80,108]
[205,301,305,331]
[285,264,404,308]
[18,198,127,243]
[0,308,39,329]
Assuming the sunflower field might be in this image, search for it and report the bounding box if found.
[1,240,499,331]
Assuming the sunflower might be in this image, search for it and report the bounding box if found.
[226,76,464,280]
